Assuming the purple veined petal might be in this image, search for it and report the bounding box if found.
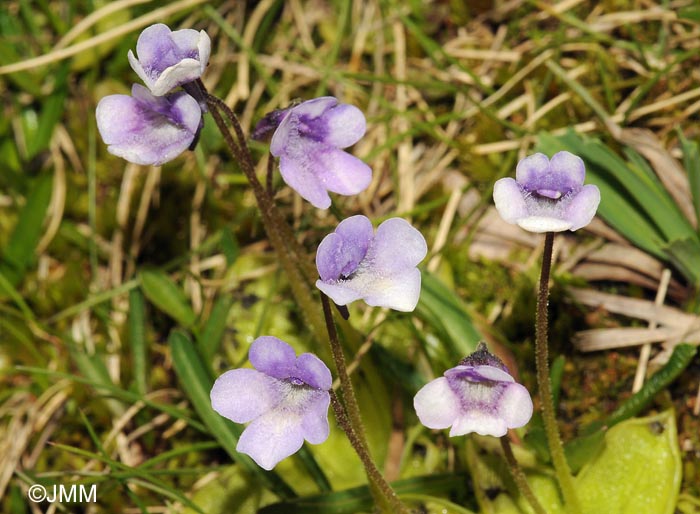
[314,147,372,196]
[269,98,338,156]
[269,110,295,157]
[300,392,331,444]
[315,279,365,306]
[316,215,374,281]
[128,24,210,96]
[236,408,306,470]
[294,353,332,390]
[367,218,428,275]
[292,96,338,120]
[248,336,297,379]
[210,368,281,424]
[316,233,346,282]
[95,84,201,166]
[151,59,206,97]
[447,364,515,383]
[516,215,572,233]
[516,151,585,197]
[565,184,601,231]
[321,103,367,148]
[414,376,462,430]
[493,177,529,224]
[277,152,332,209]
[362,267,422,312]
[514,153,550,190]
[549,150,586,189]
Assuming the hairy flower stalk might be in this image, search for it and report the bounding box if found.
[536,233,582,514]
[500,436,547,514]
[320,293,409,514]
[197,84,327,345]
[492,151,600,514]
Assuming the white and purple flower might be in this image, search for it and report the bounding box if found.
[128,23,211,96]
[210,336,331,470]
[264,97,372,209]
[96,84,202,166]
[414,343,533,437]
[493,151,601,232]
[316,215,427,312]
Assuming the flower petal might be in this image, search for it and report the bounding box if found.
[316,215,373,281]
[450,412,508,437]
[498,382,534,429]
[414,377,462,430]
[516,215,572,233]
[236,409,305,470]
[515,153,550,190]
[270,98,337,156]
[277,152,332,209]
[294,353,332,390]
[362,267,422,311]
[321,103,366,148]
[151,59,206,96]
[129,24,210,95]
[368,218,427,275]
[249,336,297,379]
[315,279,364,306]
[314,147,372,196]
[300,392,331,444]
[565,184,601,231]
[549,150,586,189]
[210,368,281,423]
[95,85,201,166]
[493,177,529,224]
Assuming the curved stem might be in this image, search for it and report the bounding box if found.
[201,88,326,344]
[321,293,408,514]
[535,232,581,513]
[499,436,547,514]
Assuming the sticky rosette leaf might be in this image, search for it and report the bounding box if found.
[315,215,428,312]
[210,336,332,470]
[96,84,202,166]
[493,151,601,232]
[128,23,211,96]
[266,97,372,209]
[414,343,533,437]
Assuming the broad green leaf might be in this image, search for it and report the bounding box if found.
[139,270,197,328]
[576,410,681,514]
[184,465,276,514]
[168,330,296,499]
[0,174,53,286]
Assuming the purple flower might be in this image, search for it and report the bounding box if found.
[267,97,372,209]
[316,215,427,312]
[414,343,533,437]
[493,151,601,232]
[128,24,211,96]
[96,84,202,166]
[210,336,331,470]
